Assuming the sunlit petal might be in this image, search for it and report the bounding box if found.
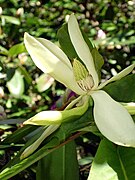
[98,64,135,89]
[68,14,99,89]
[24,32,84,95]
[24,111,63,125]
[91,90,135,147]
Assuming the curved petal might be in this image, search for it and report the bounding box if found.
[68,14,99,89]
[98,64,135,89]
[91,90,135,147]
[24,33,84,95]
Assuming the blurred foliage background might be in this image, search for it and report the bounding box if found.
[0,0,135,117]
[0,0,135,179]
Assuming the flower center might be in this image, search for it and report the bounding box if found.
[73,59,94,92]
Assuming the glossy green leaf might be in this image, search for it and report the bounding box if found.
[8,43,26,57]
[57,21,93,60]
[104,74,135,102]
[91,48,104,80]
[1,125,37,144]
[88,139,135,180]
[57,24,79,60]
[62,108,94,135]
[0,144,24,149]
[81,30,93,51]
[7,69,24,98]
[36,141,79,180]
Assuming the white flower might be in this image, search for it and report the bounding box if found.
[24,14,135,147]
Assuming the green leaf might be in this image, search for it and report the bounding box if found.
[36,141,79,180]
[0,124,13,130]
[19,65,33,85]
[8,43,26,57]
[57,23,93,61]
[88,139,135,180]
[104,74,135,102]
[57,24,79,60]
[81,30,94,51]
[1,125,37,144]
[62,107,94,135]
[0,106,94,179]
[0,137,60,180]
[7,69,24,98]
[0,144,24,149]
[78,156,93,166]
[91,48,104,80]
[0,118,25,125]
[0,127,46,173]
[1,15,20,25]
[0,45,8,55]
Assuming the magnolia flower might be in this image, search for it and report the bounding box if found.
[24,14,135,147]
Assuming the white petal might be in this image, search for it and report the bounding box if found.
[68,14,99,89]
[24,33,84,95]
[91,90,135,147]
[98,64,135,89]
[24,111,63,125]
